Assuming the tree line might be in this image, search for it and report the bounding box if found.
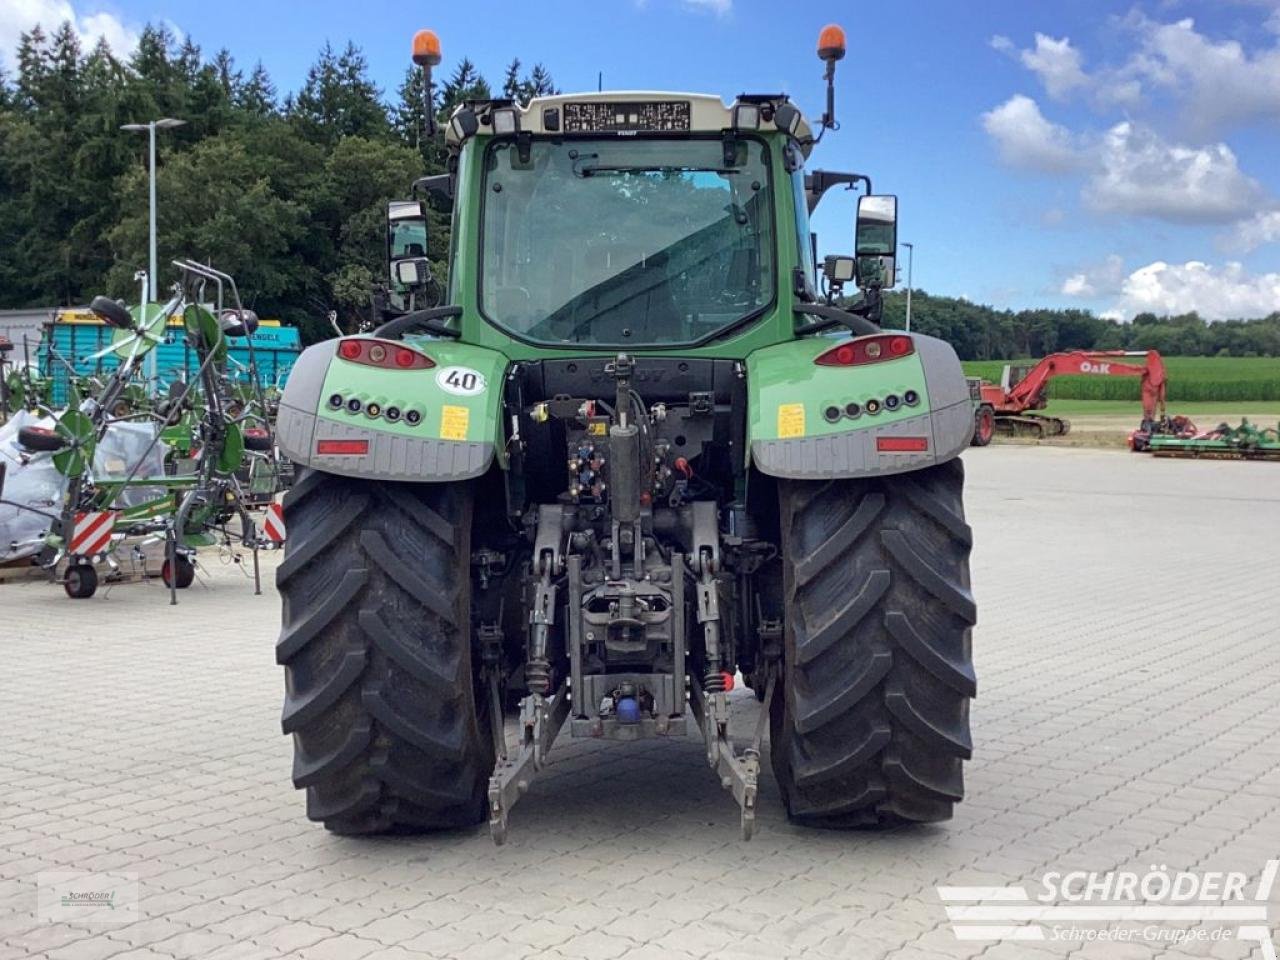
[878,290,1280,359]
[0,22,555,343]
[1,24,1275,356]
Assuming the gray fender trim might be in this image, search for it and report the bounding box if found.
[275,341,494,482]
[751,400,971,479]
[278,405,495,481]
[751,334,972,480]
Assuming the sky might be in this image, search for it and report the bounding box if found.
[3,0,1280,321]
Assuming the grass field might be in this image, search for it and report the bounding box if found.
[962,356,1280,402]
[1039,399,1280,418]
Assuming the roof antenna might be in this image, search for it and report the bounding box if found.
[598,71,603,92]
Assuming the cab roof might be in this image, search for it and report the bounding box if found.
[444,90,814,156]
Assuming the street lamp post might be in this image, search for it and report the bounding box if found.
[902,241,914,332]
[120,118,185,302]
[122,118,184,398]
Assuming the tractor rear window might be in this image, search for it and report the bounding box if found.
[480,137,776,346]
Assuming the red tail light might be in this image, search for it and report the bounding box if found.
[815,334,914,367]
[337,338,434,370]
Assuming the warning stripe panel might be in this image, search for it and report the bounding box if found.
[70,511,117,556]
[262,503,286,542]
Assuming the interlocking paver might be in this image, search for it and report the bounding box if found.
[286,933,383,960]
[252,921,335,954]
[45,933,130,960]
[2,448,1277,960]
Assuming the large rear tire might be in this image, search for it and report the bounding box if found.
[772,458,976,827]
[276,468,493,834]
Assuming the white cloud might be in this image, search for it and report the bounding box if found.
[1060,254,1126,298]
[1060,274,1091,297]
[1019,33,1088,101]
[984,23,1278,227]
[981,95,1086,173]
[1111,15,1280,135]
[1110,260,1280,320]
[0,0,141,64]
[1222,210,1280,253]
[1085,122,1267,223]
[996,16,1280,135]
[679,0,731,14]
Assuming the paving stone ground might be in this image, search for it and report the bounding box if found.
[2,446,1278,960]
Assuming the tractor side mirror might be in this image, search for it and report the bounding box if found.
[856,195,897,256]
[856,255,896,290]
[90,295,135,331]
[388,200,431,293]
[855,195,898,290]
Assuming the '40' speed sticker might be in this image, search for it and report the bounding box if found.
[436,366,486,397]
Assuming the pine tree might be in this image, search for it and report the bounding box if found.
[213,49,239,99]
[392,66,427,149]
[290,41,389,146]
[527,64,557,97]
[129,24,183,119]
[501,58,522,100]
[45,23,83,118]
[438,58,490,118]
[237,62,277,117]
[176,37,202,85]
[14,26,50,112]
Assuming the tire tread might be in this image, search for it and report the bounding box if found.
[773,458,976,827]
[277,468,491,833]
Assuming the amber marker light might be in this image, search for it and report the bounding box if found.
[412,30,442,67]
[817,24,846,62]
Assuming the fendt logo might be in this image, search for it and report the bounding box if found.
[938,860,1279,957]
[1079,360,1112,374]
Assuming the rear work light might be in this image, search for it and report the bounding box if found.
[316,439,369,455]
[815,334,914,367]
[337,338,434,370]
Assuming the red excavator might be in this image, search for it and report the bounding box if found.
[970,350,1168,443]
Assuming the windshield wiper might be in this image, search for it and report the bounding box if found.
[575,164,741,178]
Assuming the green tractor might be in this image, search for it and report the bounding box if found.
[275,24,977,842]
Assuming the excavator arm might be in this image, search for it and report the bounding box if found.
[1003,350,1166,420]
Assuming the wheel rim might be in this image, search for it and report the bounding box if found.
[979,412,993,443]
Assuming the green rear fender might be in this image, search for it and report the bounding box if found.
[746,332,973,478]
[275,336,507,481]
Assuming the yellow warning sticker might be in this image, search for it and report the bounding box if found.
[777,403,806,439]
[587,421,607,436]
[440,404,470,441]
